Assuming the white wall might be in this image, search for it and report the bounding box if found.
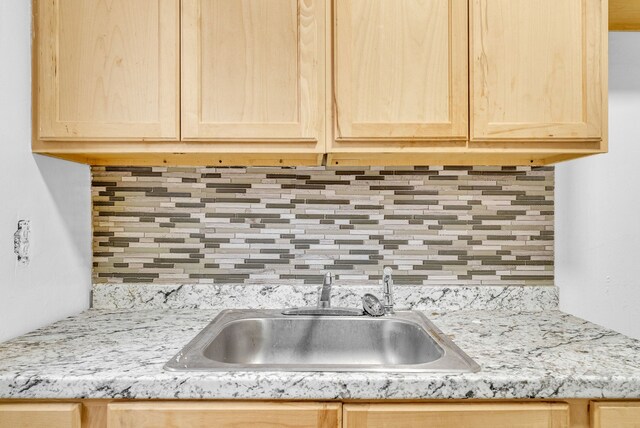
[0,0,91,342]
[556,32,640,340]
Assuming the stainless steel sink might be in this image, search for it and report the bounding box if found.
[165,310,480,373]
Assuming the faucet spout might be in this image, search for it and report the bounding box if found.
[283,271,362,316]
[318,272,333,308]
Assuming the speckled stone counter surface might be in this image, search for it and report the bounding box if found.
[1,308,639,400]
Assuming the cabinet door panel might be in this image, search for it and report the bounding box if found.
[0,403,81,428]
[471,0,605,141]
[107,402,340,428]
[334,0,468,141]
[591,402,640,428]
[343,403,569,428]
[36,0,179,141]
[182,0,325,144]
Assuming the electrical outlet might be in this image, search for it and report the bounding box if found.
[13,220,30,265]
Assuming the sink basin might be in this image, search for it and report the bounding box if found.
[165,310,480,373]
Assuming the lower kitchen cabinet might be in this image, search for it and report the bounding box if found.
[343,403,570,428]
[107,401,341,428]
[3,400,640,427]
[0,403,81,428]
[591,402,640,428]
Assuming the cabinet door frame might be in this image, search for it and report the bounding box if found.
[343,402,570,428]
[0,403,81,428]
[181,0,326,147]
[333,0,469,142]
[107,401,341,428]
[35,0,180,141]
[470,0,607,141]
[591,401,640,428]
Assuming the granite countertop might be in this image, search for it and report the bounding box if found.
[1,307,639,400]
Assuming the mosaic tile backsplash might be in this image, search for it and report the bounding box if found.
[92,166,554,286]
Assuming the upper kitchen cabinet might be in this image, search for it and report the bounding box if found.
[470,0,607,143]
[33,0,326,166]
[330,0,469,159]
[33,0,180,142]
[181,0,327,160]
[33,0,607,166]
[329,0,608,166]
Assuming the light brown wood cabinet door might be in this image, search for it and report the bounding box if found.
[0,403,81,428]
[591,402,640,428]
[182,0,326,148]
[470,0,606,141]
[333,0,468,142]
[35,0,180,141]
[343,403,569,428]
[107,402,340,428]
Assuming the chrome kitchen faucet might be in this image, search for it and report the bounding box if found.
[382,267,395,315]
[282,271,361,316]
[283,268,396,317]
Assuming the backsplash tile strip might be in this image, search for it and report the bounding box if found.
[92,166,554,286]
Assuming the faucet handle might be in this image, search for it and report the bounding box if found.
[324,272,333,286]
[383,267,393,277]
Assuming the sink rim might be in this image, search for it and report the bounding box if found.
[164,309,481,373]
